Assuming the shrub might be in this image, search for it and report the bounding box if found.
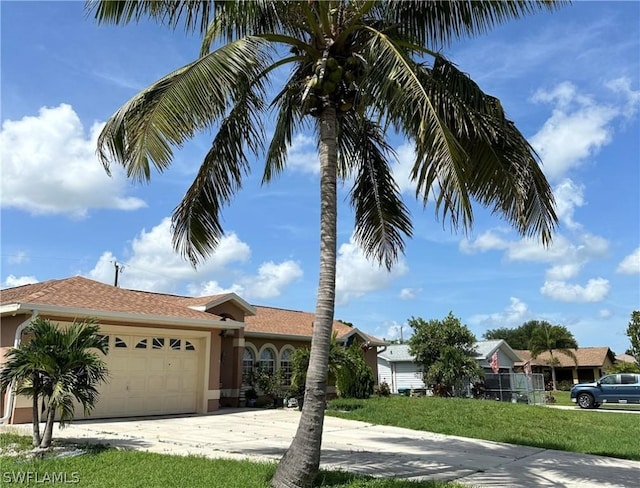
[336,344,374,399]
[246,368,286,407]
[374,381,391,397]
[556,380,573,391]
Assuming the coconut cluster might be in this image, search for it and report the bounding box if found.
[303,55,365,116]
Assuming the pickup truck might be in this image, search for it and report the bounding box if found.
[570,373,640,409]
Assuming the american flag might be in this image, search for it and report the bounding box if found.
[490,352,499,373]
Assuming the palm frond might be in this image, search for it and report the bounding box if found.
[342,114,413,269]
[417,56,557,243]
[88,0,216,34]
[97,36,270,182]
[360,28,473,231]
[201,1,313,55]
[172,87,266,265]
[263,65,310,183]
[382,1,569,48]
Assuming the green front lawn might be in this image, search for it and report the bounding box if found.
[0,433,459,488]
[327,396,640,460]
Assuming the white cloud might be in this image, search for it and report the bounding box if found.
[598,309,613,319]
[88,217,251,293]
[335,236,408,306]
[617,248,640,275]
[553,179,585,230]
[392,143,417,194]
[468,297,532,329]
[0,104,146,217]
[188,260,303,301]
[287,133,319,174]
[606,77,640,119]
[399,287,420,300]
[531,82,619,182]
[462,231,608,270]
[242,261,303,299]
[459,229,509,254]
[8,251,29,264]
[3,275,38,289]
[187,280,244,297]
[540,278,610,303]
[382,320,409,341]
[545,263,581,281]
[87,217,302,299]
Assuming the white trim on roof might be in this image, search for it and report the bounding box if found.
[189,293,256,316]
[474,340,522,363]
[338,327,386,346]
[0,303,242,330]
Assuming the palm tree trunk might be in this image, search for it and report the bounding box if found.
[551,366,557,391]
[272,107,339,488]
[40,403,56,448]
[31,375,41,447]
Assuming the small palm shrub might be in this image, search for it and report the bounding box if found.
[374,381,391,397]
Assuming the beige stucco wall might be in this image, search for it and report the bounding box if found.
[244,335,380,387]
[1,313,231,423]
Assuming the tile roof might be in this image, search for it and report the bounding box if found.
[245,305,356,340]
[615,353,637,364]
[1,277,384,344]
[513,347,614,368]
[1,276,224,322]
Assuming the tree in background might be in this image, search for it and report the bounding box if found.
[483,320,555,350]
[529,322,577,390]
[89,1,562,485]
[408,313,482,396]
[0,318,108,448]
[483,320,580,351]
[290,333,350,407]
[335,343,375,399]
[606,361,640,374]
[626,311,640,365]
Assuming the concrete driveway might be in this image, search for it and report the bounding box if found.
[4,408,639,487]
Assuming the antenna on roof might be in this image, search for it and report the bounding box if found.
[113,261,124,287]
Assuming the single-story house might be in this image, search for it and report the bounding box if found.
[377,340,522,394]
[513,347,616,384]
[1,276,384,424]
[615,353,637,365]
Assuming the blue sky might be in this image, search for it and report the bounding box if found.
[2,1,639,354]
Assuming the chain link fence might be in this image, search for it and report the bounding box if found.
[480,373,546,405]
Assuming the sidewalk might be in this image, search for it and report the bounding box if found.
[3,408,638,487]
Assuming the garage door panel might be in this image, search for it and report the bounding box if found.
[73,334,203,420]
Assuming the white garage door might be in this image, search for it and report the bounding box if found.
[77,332,203,419]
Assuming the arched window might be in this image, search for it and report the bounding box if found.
[242,348,255,384]
[280,348,293,385]
[259,348,276,375]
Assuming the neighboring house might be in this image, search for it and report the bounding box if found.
[615,353,637,365]
[1,276,384,424]
[514,347,616,384]
[473,339,522,374]
[377,344,425,393]
[377,340,522,394]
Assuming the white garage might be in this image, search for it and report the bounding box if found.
[75,327,207,420]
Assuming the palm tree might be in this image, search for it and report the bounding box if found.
[88,1,563,485]
[0,318,109,448]
[529,322,578,391]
